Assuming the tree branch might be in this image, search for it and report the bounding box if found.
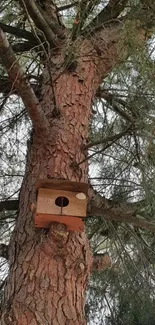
[12,41,38,53]
[84,127,132,149]
[88,187,155,233]
[0,28,50,136]
[92,253,111,271]
[57,2,78,11]
[78,125,132,164]
[22,0,59,47]
[0,244,8,260]
[0,22,37,43]
[1,193,155,234]
[84,0,128,33]
[85,12,152,84]
[0,76,39,97]
[0,200,19,211]
[38,4,65,38]
[96,89,135,123]
[72,0,100,40]
[0,279,6,293]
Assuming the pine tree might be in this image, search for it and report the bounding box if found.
[1,0,155,323]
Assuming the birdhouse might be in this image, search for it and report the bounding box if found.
[34,179,88,232]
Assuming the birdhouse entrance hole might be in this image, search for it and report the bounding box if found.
[55,196,69,208]
[34,179,88,232]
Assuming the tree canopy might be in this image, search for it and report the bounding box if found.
[1,0,155,323]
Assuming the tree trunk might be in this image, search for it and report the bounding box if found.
[1,40,103,324]
[0,6,150,322]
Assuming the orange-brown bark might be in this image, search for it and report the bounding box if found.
[1,35,120,324]
[1,42,98,324]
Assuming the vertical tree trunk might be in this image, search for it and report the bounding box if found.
[1,41,102,324]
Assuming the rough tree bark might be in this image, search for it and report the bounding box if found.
[0,30,118,323]
[0,6,143,324]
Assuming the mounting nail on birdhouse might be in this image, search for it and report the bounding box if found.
[34,179,88,232]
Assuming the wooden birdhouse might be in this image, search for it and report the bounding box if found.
[34,179,88,232]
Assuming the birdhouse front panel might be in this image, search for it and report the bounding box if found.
[34,179,88,231]
[36,188,87,217]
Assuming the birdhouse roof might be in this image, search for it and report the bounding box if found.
[35,179,88,194]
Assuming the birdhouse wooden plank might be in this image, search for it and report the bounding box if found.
[35,178,88,193]
[34,179,88,231]
[35,214,84,232]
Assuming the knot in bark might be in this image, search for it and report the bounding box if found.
[49,222,68,242]
[75,260,86,275]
